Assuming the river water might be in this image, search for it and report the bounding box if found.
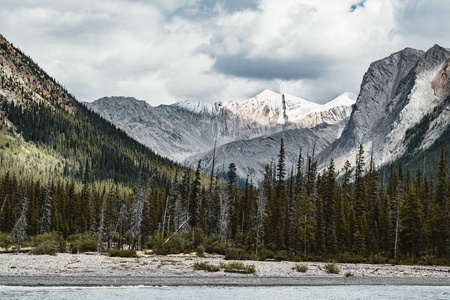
[1,285,450,299]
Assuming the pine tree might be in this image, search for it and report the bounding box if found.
[323,159,337,253]
[427,148,448,257]
[298,193,315,256]
[354,145,367,219]
[188,161,202,228]
[40,177,52,233]
[354,144,368,254]
[366,156,381,254]
[273,138,287,249]
[80,159,91,232]
[257,164,271,254]
[400,183,423,259]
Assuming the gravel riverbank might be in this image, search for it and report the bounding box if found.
[1,253,449,286]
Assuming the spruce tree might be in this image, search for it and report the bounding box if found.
[274,138,287,249]
[40,177,52,233]
[400,183,423,259]
[188,160,202,228]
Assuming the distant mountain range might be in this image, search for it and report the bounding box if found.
[87,90,355,180]
[88,44,450,182]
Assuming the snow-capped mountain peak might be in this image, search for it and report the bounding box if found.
[322,92,357,110]
[174,99,222,115]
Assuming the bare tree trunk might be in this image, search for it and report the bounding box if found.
[394,201,400,260]
[97,193,106,254]
[8,197,28,255]
[255,192,267,255]
[129,172,155,250]
[162,196,169,238]
[0,195,8,222]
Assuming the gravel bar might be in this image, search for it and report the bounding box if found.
[1,276,450,287]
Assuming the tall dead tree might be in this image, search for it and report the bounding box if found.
[113,199,127,250]
[8,196,29,254]
[207,139,217,234]
[218,190,228,244]
[129,171,155,250]
[97,191,107,254]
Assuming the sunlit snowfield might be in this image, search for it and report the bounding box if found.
[1,285,450,300]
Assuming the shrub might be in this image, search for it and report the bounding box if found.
[275,250,290,261]
[293,263,309,273]
[30,232,66,254]
[422,254,437,266]
[324,263,340,274]
[107,249,137,257]
[203,234,226,255]
[368,253,388,264]
[221,261,256,274]
[192,228,204,248]
[257,247,275,260]
[193,261,220,272]
[152,233,186,255]
[0,232,9,248]
[196,245,205,257]
[30,239,59,255]
[222,261,245,271]
[243,264,256,274]
[70,239,97,254]
[225,247,257,260]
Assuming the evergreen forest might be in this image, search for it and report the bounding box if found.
[1,137,449,265]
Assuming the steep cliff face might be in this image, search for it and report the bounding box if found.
[318,45,450,172]
[87,90,355,163]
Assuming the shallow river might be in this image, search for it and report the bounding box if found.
[1,285,450,300]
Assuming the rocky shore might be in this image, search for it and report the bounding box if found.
[0,253,449,286]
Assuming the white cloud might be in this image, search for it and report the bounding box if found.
[0,0,449,105]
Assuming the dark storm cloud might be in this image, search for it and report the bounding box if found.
[213,54,327,81]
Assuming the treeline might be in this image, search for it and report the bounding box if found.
[1,140,449,264]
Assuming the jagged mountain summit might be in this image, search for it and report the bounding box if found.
[317,44,450,174]
[86,90,356,165]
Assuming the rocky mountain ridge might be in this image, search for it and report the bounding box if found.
[86,90,355,166]
[317,45,450,174]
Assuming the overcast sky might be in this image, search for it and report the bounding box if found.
[1,0,449,105]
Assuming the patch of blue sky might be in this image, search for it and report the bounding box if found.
[350,0,367,12]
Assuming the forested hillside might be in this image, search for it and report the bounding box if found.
[0,34,182,188]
